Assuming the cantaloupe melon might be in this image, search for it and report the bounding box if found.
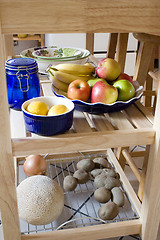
[17,175,64,225]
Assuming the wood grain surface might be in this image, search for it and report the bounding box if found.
[0,0,160,35]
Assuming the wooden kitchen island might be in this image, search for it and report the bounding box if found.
[0,1,160,240]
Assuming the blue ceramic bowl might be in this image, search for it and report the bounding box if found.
[22,96,74,136]
[52,81,143,114]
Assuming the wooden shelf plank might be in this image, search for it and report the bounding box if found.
[1,1,160,35]
[13,34,42,42]
[107,149,142,215]
[12,128,155,157]
[21,219,141,240]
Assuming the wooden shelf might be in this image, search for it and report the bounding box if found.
[13,34,43,46]
[11,79,155,157]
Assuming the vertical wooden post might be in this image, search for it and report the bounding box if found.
[137,145,150,202]
[40,34,44,46]
[115,33,129,72]
[0,27,20,239]
[106,33,118,59]
[109,33,129,169]
[3,34,14,60]
[140,47,160,240]
[133,41,154,86]
[86,33,94,55]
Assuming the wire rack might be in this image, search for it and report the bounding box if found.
[16,152,139,235]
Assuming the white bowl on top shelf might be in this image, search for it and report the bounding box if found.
[20,46,91,75]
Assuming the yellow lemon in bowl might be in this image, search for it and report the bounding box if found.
[27,101,49,116]
[48,104,68,116]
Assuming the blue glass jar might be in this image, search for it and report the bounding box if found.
[5,58,40,110]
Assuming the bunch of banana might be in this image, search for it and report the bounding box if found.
[48,63,95,93]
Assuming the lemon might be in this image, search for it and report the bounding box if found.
[27,101,49,115]
[48,104,68,116]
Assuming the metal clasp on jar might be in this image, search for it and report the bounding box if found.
[16,69,30,92]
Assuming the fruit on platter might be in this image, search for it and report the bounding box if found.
[48,72,69,92]
[116,72,135,87]
[67,79,91,102]
[55,63,95,75]
[96,58,121,81]
[52,85,68,97]
[49,67,92,84]
[47,104,69,116]
[91,80,118,104]
[47,63,95,93]
[27,101,49,115]
[49,60,138,106]
[87,78,107,88]
[113,79,135,101]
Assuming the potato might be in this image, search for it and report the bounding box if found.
[73,169,89,184]
[91,169,103,178]
[98,202,119,220]
[104,176,120,190]
[111,187,125,207]
[93,157,111,168]
[63,175,77,191]
[76,158,95,172]
[100,168,117,178]
[94,187,111,203]
[94,174,107,188]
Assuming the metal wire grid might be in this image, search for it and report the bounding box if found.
[17,153,139,235]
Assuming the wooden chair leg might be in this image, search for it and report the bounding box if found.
[106,33,118,59]
[143,48,155,112]
[107,33,129,170]
[116,147,129,170]
[133,41,154,86]
[115,33,129,72]
[86,33,94,55]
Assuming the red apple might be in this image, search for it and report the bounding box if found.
[96,58,121,81]
[116,72,135,87]
[91,81,118,104]
[67,79,91,102]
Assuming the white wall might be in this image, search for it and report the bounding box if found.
[45,33,138,76]
[45,33,86,49]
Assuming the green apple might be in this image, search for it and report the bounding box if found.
[87,78,107,88]
[113,79,135,101]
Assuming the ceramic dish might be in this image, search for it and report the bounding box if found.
[22,96,74,136]
[20,47,91,74]
[51,81,143,114]
[32,47,84,60]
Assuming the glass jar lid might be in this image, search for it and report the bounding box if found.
[5,58,38,71]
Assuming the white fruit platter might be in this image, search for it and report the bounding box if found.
[51,81,143,114]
